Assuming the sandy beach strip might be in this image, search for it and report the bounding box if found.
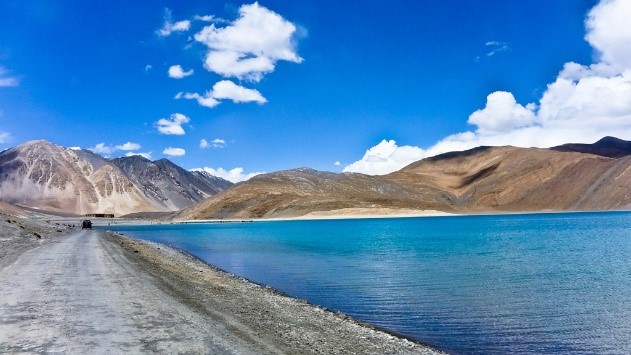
[0,212,444,354]
[174,208,456,225]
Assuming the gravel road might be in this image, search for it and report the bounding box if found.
[0,230,272,353]
[0,228,442,354]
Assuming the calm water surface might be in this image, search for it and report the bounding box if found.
[108,212,631,354]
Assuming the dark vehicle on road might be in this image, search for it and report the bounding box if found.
[82,220,92,229]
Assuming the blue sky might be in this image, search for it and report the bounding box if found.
[1,0,630,181]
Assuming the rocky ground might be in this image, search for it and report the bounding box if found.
[0,203,76,269]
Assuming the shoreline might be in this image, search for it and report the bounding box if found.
[85,208,631,228]
[106,231,444,354]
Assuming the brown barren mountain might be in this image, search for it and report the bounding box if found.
[386,146,630,211]
[179,168,450,219]
[179,138,631,220]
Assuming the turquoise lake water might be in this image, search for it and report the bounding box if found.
[107,212,631,354]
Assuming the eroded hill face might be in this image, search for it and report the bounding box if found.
[179,139,631,220]
[0,140,232,215]
[387,146,630,211]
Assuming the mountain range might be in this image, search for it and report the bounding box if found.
[0,137,629,218]
[178,137,631,219]
[0,140,232,215]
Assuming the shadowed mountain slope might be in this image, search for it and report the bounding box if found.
[551,136,631,158]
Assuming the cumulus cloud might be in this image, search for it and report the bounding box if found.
[192,166,264,183]
[346,0,631,175]
[585,0,631,71]
[155,113,190,135]
[175,80,266,108]
[157,9,191,37]
[126,151,153,160]
[168,64,194,79]
[334,161,341,166]
[468,91,537,134]
[0,67,19,87]
[193,2,303,82]
[115,142,141,151]
[434,0,631,152]
[343,140,425,175]
[211,80,266,103]
[163,147,186,156]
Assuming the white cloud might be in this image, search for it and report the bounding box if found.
[68,146,81,151]
[88,143,116,155]
[155,113,190,135]
[468,91,537,134]
[346,1,631,176]
[200,138,227,149]
[163,147,186,156]
[211,80,266,103]
[192,166,264,183]
[126,151,153,160]
[88,142,144,157]
[115,142,141,151]
[175,80,266,108]
[334,161,341,166]
[144,64,153,72]
[585,0,631,71]
[0,67,19,87]
[157,9,191,37]
[438,0,631,153]
[193,2,303,82]
[194,15,224,23]
[174,91,219,108]
[168,64,194,79]
[211,138,226,148]
[343,140,425,175]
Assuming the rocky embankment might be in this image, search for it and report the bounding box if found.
[0,202,75,268]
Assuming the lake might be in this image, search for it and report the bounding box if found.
[107,212,631,354]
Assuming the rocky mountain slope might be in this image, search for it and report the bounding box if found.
[110,155,232,211]
[179,137,631,219]
[0,140,232,215]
